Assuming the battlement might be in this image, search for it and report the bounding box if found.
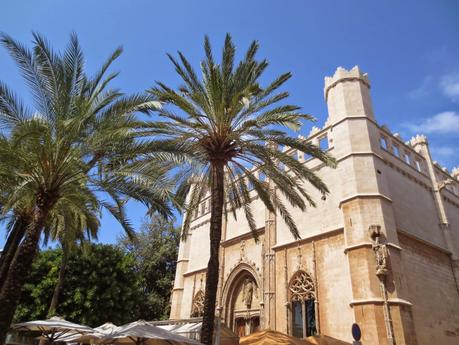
[409,134,428,147]
[452,167,459,181]
[324,66,370,101]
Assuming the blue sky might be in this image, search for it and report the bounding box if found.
[1,0,458,247]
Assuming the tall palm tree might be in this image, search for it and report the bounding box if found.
[0,32,173,342]
[145,34,336,344]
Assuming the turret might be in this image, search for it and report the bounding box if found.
[324,66,374,124]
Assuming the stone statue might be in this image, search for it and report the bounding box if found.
[242,278,254,309]
[373,243,389,276]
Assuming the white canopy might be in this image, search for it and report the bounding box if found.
[13,316,93,343]
[60,322,121,343]
[99,320,203,345]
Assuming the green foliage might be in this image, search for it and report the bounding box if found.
[14,244,144,327]
[118,215,179,320]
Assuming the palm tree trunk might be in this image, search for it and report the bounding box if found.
[47,243,68,318]
[0,217,27,290]
[200,162,224,345]
[0,194,55,344]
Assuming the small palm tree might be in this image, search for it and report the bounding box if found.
[146,34,335,344]
[43,190,100,318]
[0,32,173,340]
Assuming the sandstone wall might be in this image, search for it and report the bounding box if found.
[399,233,459,344]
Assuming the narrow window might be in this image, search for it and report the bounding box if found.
[404,152,411,165]
[292,301,304,338]
[201,202,206,215]
[289,271,317,338]
[392,145,400,157]
[319,136,329,150]
[259,172,266,182]
[415,160,422,172]
[380,137,388,150]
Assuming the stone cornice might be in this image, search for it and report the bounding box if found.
[343,242,402,254]
[339,193,393,208]
[272,227,343,251]
[349,298,412,307]
[183,267,207,277]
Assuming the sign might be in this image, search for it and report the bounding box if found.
[352,323,362,341]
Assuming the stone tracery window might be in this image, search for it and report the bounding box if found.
[290,271,315,301]
[191,290,204,317]
[289,271,317,338]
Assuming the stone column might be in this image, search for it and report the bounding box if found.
[263,177,277,329]
[170,229,191,319]
[325,66,417,345]
[410,136,459,294]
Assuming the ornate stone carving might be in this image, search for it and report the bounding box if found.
[240,240,246,261]
[191,290,205,317]
[242,278,258,309]
[373,243,389,277]
[289,271,315,301]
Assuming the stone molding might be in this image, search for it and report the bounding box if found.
[349,298,412,307]
[339,193,393,208]
[183,267,207,277]
[343,242,402,254]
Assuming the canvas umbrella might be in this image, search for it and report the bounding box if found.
[60,322,121,343]
[12,316,93,344]
[240,329,315,345]
[306,335,351,345]
[99,320,203,345]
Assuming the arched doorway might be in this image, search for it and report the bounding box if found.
[222,264,261,337]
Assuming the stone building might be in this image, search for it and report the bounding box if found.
[169,66,459,345]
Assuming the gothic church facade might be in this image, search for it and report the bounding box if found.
[170,66,459,345]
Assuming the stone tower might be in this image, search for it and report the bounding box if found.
[325,66,416,345]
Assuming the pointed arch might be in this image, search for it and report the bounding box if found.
[221,262,262,336]
[289,270,315,301]
[191,290,205,317]
[288,270,317,338]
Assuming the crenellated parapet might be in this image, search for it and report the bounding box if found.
[324,66,371,101]
[452,167,459,181]
[324,66,374,124]
[409,134,428,147]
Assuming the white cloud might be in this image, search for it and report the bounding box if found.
[440,73,459,101]
[404,111,459,134]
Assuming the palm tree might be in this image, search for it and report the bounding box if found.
[145,34,336,344]
[0,32,173,341]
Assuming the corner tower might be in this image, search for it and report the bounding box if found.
[325,67,417,345]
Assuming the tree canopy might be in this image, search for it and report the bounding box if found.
[118,215,179,320]
[14,244,143,327]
